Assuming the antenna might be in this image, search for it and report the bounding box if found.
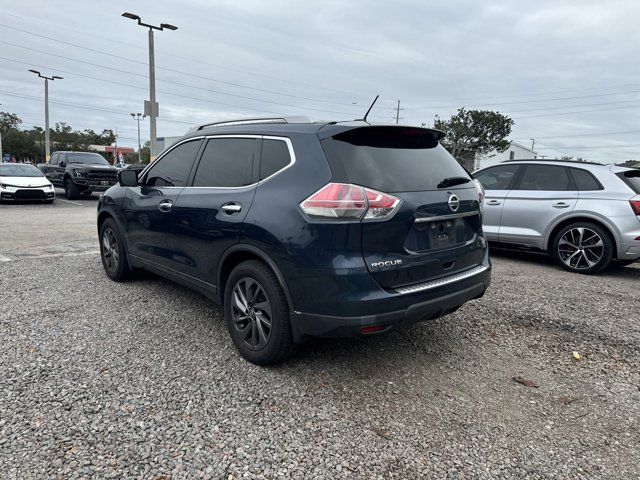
[356,95,379,123]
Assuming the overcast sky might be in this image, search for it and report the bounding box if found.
[1,0,640,161]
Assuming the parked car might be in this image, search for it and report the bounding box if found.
[473,159,640,273]
[97,118,490,365]
[0,162,55,203]
[38,151,118,200]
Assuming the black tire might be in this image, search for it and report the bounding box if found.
[552,222,613,274]
[64,177,81,200]
[99,218,132,282]
[223,260,295,365]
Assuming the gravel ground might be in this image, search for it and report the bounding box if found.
[0,248,639,479]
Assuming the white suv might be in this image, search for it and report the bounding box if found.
[473,160,640,274]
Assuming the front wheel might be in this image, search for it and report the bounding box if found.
[552,222,613,274]
[99,218,132,281]
[64,178,81,200]
[224,260,295,365]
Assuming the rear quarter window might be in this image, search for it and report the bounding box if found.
[617,170,640,193]
[570,168,602,191]
[320,126,469,193]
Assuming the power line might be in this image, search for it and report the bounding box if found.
[0,23,372,111]
[515,129,640,139]
[0,43,374,119]
[0,90,195,126]
[512,103,640,120]
[0,10,367,101]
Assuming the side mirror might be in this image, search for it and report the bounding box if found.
[118,169,139,187]
[59,160,66,167]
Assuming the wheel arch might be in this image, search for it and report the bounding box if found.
[218,245,294,311]
[545,214,620,258]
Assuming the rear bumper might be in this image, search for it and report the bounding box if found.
[290,262,491,341]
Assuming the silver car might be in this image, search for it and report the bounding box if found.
[473,159,640,273]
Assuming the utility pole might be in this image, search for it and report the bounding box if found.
[530,138,536,150]
[122,12,177,161]
[0,102,3,160]
[131,113,146,163]
[28,70,63,162]
[396,100,401,124]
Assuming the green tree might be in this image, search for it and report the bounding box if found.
[0,111,22,132]
[434,108,515,171]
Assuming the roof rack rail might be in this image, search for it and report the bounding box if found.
[501,158,605,166]
[190,116,311,132]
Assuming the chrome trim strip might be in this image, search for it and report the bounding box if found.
[394,264,489,295]
[414,210,480,223]
[139,135,296,190]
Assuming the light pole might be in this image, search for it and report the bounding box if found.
[28,70,62,162]
[122,12,177,161]
[131,113,146,163]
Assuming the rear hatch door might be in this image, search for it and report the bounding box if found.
[321,126,484,290]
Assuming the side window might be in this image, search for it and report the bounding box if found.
[49,153,58,165]
[571,168,602,191]
[144,140,201,187]
[260,139,292,180]
[192,138,258,187]
[516,165,574,191]
[474,165,520,190]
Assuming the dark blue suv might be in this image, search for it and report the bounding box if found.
[97,118,491,365]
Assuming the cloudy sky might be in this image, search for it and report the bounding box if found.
[1,0,639,161]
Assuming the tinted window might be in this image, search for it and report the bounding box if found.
[618,170,640,193]
[321,126,469,192]
[50,153,59,165]
[571,168,601,190]
[145,140,201,187]
[516,165,574,191]
[193,138,257,187]
[474,165,520,190]
[260,139,291,180]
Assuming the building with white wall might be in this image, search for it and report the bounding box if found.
[474,141,537,170]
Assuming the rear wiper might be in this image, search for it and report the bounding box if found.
[437,176,471,189]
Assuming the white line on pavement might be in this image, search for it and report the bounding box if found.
[57,199,84,206]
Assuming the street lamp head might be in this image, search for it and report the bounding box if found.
[28,69,41,76]
[161,23,178,31]
[122,12,140,21]
[52,76,63,80]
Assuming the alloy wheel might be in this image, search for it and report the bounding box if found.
[231,277,273,350]
[101,228,120,272]
[557,227,604,270]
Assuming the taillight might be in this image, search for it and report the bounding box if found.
[630,197,640,215]
[473,179,485,208]
[300,182,401,221]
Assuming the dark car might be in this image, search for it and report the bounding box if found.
[38,151,118,199]
[97,118,491,365]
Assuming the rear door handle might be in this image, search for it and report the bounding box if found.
[553,202,570,208]
[158,199,173,212]
[221,202,242,214]
[486,200,501,205]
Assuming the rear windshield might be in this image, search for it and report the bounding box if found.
[321,126,469,192]
[618,169,640,193]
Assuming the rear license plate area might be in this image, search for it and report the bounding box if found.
[429,220,455,247]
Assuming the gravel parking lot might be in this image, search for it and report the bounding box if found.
[1,198,638,479]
